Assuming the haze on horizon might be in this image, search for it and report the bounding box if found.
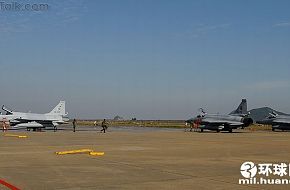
[0,0,290,120]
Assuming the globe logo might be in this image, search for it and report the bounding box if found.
[240,162,257,178]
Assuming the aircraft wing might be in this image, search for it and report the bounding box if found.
[8,117,60,127]
[202,118,243,126]
[13,118,58,124]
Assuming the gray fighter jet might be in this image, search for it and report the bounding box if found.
[186,99,253,133]
[0,101,69,131]
[257,112,290,131]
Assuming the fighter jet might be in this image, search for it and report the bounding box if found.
[0,101,69,131]
[186,99,253,133]
[257,112,290,131]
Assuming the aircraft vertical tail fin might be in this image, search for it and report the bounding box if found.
[230,99,247,115]
[48,101,66,116]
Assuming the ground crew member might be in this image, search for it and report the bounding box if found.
[189,122,193,132]
[2,118,8,132]
[73,119,76,132]
[101,119,108,133]
[2,120,6,132]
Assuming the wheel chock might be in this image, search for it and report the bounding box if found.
[55,149,93,155]
[4,134,27,138]
[89,152,104,156]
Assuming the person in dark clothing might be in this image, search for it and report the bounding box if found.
[101,119,108,133]
[54,125,57,132]
[72,119,76,132]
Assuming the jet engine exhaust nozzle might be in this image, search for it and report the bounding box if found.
[242,117,253,127]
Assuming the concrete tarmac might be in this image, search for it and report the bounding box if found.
[1,129,290,190]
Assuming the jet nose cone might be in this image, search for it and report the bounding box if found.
[186,115,202,125]
[185,119,193,125]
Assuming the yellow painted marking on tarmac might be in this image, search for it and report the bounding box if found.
[55,149,93,155]
[4,134,28,138]
[55,149,105,156]
[89,152,104,156]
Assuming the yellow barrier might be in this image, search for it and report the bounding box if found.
[55,149,93,155]
[89,152,105,156]
[4,134,28,138]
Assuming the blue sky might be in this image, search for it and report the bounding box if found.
[0,0,290,119]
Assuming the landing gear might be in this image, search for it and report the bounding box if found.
[228,128,232,133]
[200,128,204,132]
[27,127,42,132]
[272,128,275,132]
[216,129,220,133]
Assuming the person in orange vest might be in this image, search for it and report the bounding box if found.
[2,121,5,132]
[2,118,8,132]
